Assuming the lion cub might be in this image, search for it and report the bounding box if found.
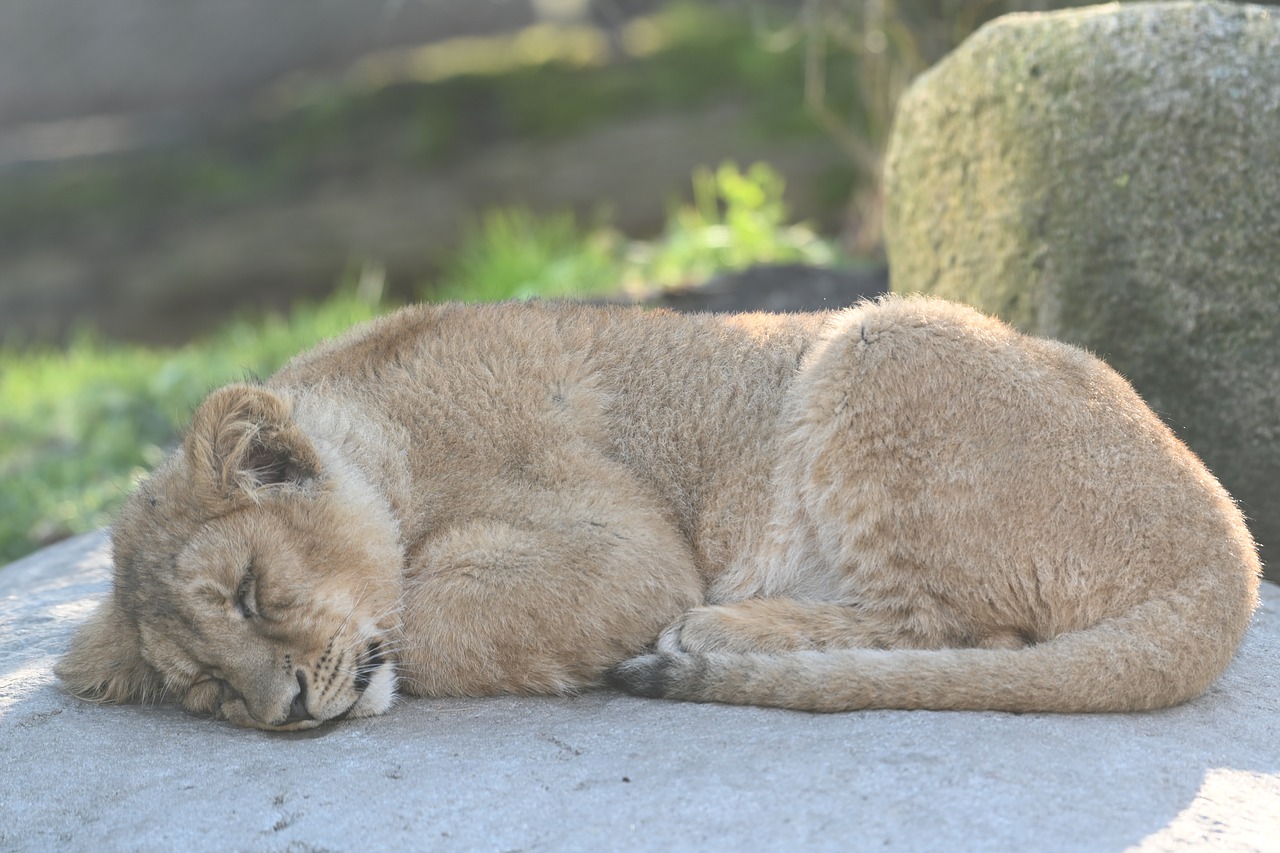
[57,296,1259,729]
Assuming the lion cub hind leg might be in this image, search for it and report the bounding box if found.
[655,598,967,655]
[615,297,1260,714]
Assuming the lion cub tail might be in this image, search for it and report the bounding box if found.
[608,589,1255,713]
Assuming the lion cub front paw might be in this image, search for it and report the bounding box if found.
[654,607,710,654]
[655,606,755,654]
[656,605,814,655]
[655,604,762,650]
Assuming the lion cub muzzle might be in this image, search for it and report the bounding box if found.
[206,638,395,731]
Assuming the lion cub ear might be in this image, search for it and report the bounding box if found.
[55,597,163,705]
[184,384,321,501]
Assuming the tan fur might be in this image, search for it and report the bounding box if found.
[56,296,1261,727]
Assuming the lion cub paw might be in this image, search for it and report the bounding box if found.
[654,608,713,655]
[655,604,815,655]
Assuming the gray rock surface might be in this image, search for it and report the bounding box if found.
[3,531,1279,851]
[883,1,1280,580]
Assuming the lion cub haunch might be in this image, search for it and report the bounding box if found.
[56,296,1260,728]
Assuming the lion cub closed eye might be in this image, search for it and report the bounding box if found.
[56,296,1260,727]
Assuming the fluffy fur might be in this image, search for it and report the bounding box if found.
[56,296,1260,728]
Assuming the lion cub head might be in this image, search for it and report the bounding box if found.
[56,385,404,730]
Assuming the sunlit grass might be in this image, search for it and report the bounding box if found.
[622,163,837,291]
[430,210,624,303]
[0,163,845,566]
[431,163,838,303]
[0,292,386,564]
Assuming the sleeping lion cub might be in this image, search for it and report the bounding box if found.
[57,296,1260,729]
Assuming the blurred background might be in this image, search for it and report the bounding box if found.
[0,0,1217,562]
[1,0,1113,346]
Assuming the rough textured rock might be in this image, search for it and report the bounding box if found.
[883,1,1280,577]
[3,532,1280,849]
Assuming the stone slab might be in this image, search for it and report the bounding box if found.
[2,531,1278,850]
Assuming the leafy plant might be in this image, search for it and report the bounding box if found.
[0,286,387,564]
[1,163,844,566]
[624,162,836,289]
[429,162,839,303]
[430,210,623,303]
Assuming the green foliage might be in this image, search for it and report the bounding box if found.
[430,162,838,302]
[431,210,623,303]
[0,289,386,565]
[0,162,842,566]
[628,163,836,288]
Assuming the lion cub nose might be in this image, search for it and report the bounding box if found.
[283,670,313,724]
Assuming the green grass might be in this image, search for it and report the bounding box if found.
[0,291,388,563]
[430,210,625,303]
[431,163,837,303]
[628,163,838,288]
[0,163,846,566]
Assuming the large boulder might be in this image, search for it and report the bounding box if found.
[883,1,1280,578]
